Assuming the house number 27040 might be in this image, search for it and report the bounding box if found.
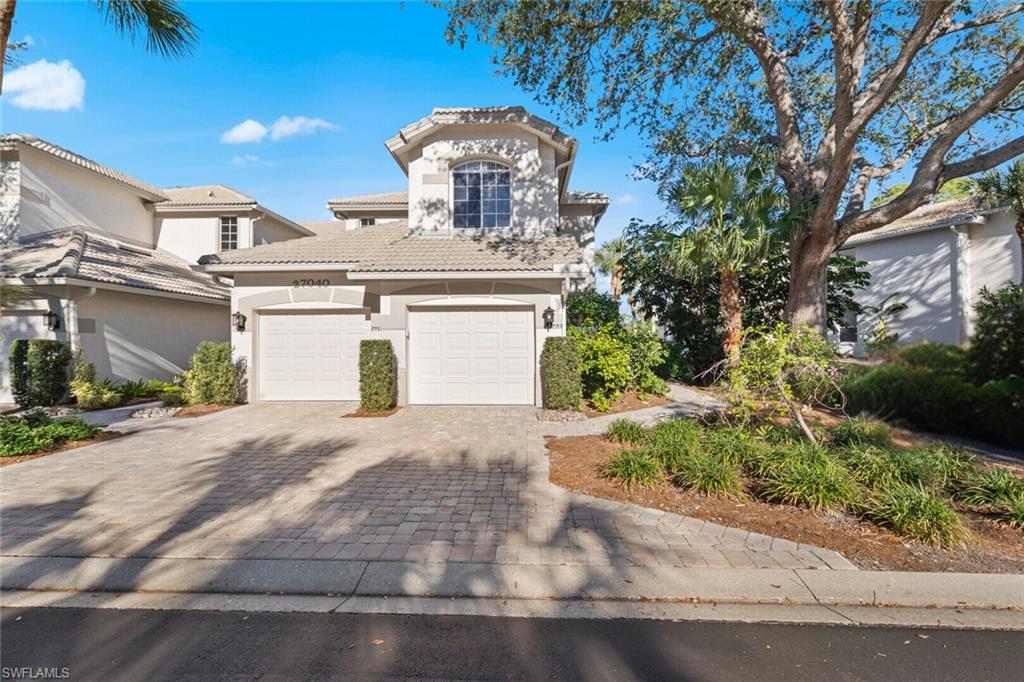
[293,279,331,287]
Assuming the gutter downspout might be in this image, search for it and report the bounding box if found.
[65,285,97,356]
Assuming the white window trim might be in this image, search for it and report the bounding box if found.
[219,216,239,252]
[449,158,513,232]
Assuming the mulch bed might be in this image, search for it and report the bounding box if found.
[546,433,1024,574]
[173,404,237,419]
[343,407,401,418]
[582,390,673,418]
[0,431,124,468]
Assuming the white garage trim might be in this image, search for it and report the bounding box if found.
[408,306,534,405]
[256,310,370,401]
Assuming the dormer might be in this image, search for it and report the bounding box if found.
[385,107,578,236]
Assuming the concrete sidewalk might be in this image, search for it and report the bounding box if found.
[3,555,1021,613]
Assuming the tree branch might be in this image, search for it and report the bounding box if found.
[932,2,1024,39]
[942,135,1024,181]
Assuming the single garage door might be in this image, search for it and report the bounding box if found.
[258,312,370,401]
[409,307,534,405]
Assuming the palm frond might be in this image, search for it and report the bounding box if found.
[97,0,199,59]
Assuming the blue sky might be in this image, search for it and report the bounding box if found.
[2,0,665,271]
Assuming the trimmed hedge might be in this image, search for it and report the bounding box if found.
[8,339,72,407]
[185,341,238,405]
[541,336,582,411]
[359,339,396,412]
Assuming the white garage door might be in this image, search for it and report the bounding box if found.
[258,313,370,401]
[409,307,534,405]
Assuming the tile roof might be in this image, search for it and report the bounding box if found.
[328,190,409,207]
[1,134,167,199]
[159,185,256,207]
[1,230,229,301]
[200,221,586,273]
[845,196,992,245]
[299,220,349,236]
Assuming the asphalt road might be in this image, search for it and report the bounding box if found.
[2,607,1022,681]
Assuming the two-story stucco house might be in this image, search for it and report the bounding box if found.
[0,134,312,403]
[199,107,608,406]
[838,197,1022,354]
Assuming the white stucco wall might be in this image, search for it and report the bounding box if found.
[967,211,1022,306]
[254,214,301,245]
[407,124,560,235]
[74,289,229,383]
[1,150,20,244]
[16,147,155,246]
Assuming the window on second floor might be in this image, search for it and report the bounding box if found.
[453,161,511,229]
[219,216,239,251]
[360,217,376,227]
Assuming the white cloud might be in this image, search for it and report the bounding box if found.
[269,115,338,140]
[617,193,638,205]
[4,59,85,111]
[220,119,268,144]
[231,154,273,167]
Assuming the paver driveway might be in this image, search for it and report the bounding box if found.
[1,403,853,570]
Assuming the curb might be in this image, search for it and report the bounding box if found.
[2,556,1022,611]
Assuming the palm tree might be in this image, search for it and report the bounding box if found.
[972,158,1024,262]
[1,0,198,91]
[666,155,783,358]
[594,237,627,300]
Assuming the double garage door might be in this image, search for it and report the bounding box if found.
[257,308,534,404]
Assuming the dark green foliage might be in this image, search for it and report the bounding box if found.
[894,343,968,377]
[572,327,631,411]
[8,339,72,407]
[756,443,859,510]
[160,386,187,407]
[840,444,971,492]
[675,452,745,498]
[973,377,1024,445]
[656,340,691,382]
[956,468,1024,507]
[185,342,238,405]
[620,322,668,396]
[1,412,101,457]
[606,419,647,445]
[1000,492,1024,529]
[359,340,397,412]
[646,419,702,472]
[565,288,621,331]
[603,447,663,488]
[541,336,582,410]
[968,282,1024,383]
[830,415,893,449]
[863,485,968,547]
[704,424,765,468]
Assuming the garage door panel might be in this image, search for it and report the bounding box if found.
[409,308,534,405]
[258,313,369,401]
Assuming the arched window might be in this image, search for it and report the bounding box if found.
[453,161,511,228]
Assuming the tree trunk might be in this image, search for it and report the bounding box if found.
[784,225,835,331]
[0,0,17,93]
[610,266,623,300]
[719,267,743,359]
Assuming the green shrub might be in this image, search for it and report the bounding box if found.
[566,288,621,331]
[998,492,1024,529]
[656,340,691,382]
[620,321,668,396]
[160,386,187,407]
[118,379,162,399]
[8,339,72,407]
[646,419,702,472]
[894,343,967,377]
[185,342,238,405]
[0,413,100,457]
[757,443,859,509]
[71,381,122,410]
[603,447,663,488]
[572,327,631,411]
[844,364,977,434]
[968,282,1024,383]
[606,418,647,445]
[541,336,582,411]
[704,424,765,468]
[955,467,1024,507]
[675,453,745,498]
[359,340,396,412]
[831,415,893,449]
[973,377,1024,445]
[863,485,967,547]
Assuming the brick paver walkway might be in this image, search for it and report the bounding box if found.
[0,401,854,571]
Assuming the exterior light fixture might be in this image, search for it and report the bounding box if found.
[232,311,247,332]
[542,306,555,330]
[45,311,61,331]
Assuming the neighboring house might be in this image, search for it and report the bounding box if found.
[200,106,608,406]
[839,196,1022,354]
[0,134,311,403]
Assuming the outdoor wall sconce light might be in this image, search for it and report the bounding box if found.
[232,311,247,332]
[542,306,555,330]
[45,311,61,331]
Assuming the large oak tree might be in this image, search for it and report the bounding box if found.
[440,0,1024,329]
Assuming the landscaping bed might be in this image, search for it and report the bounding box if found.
[581,390,672,418]
[1,410,123,467]
[546,418,1024,574]
[343,406,401,418]
[173,404,237,419]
